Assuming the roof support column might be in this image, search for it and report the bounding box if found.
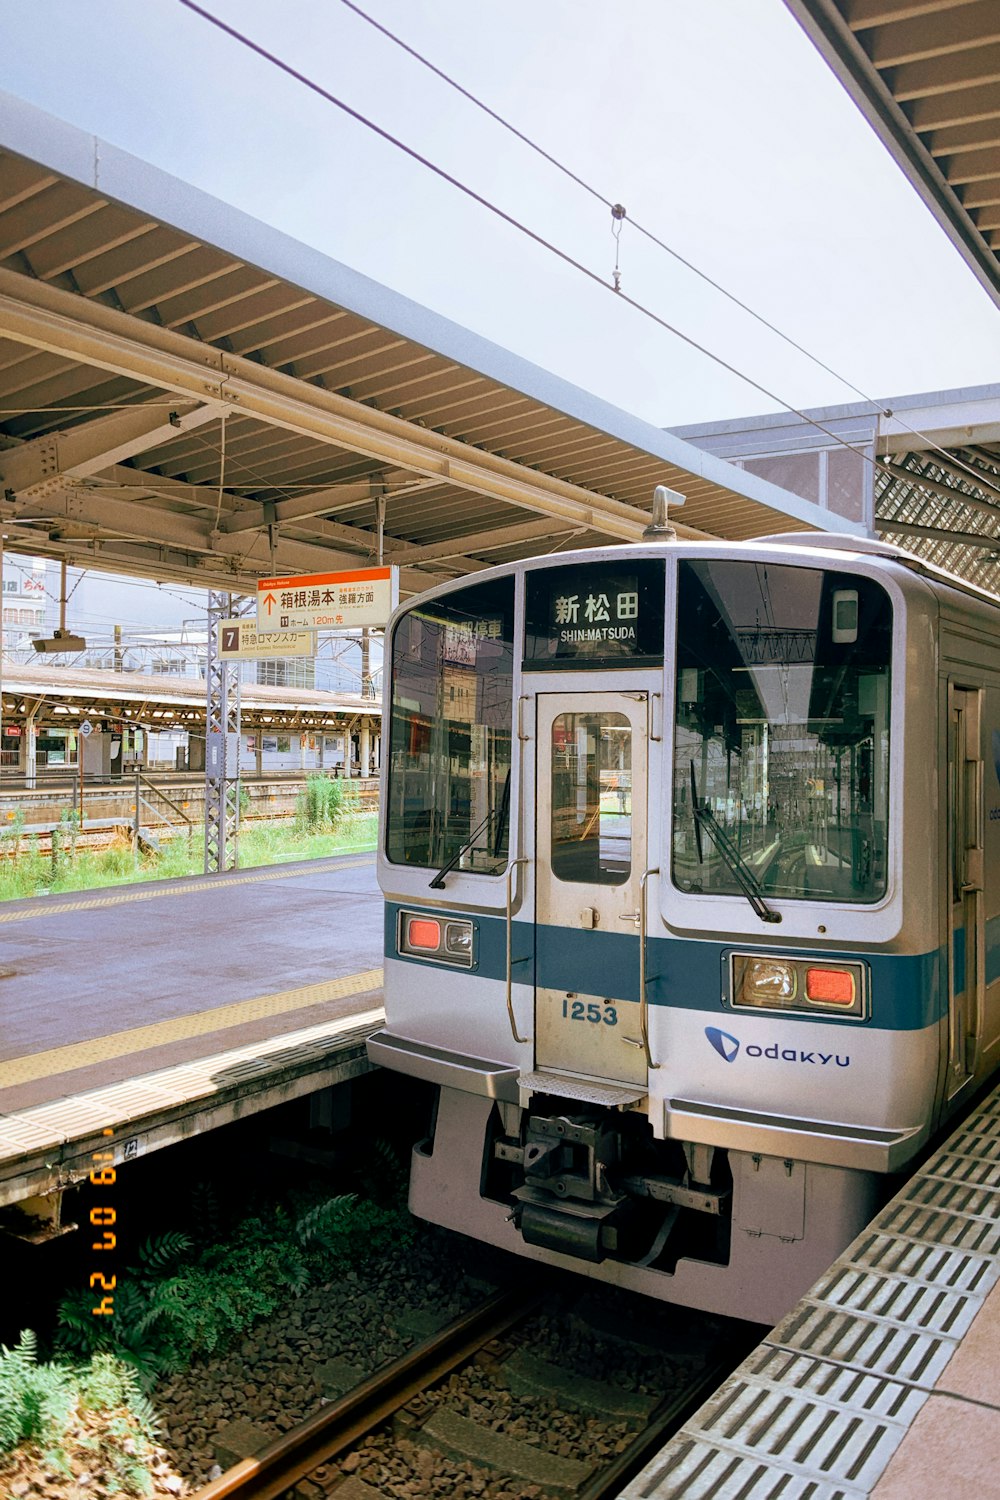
[204,591,248,874]
[25,702,38,791]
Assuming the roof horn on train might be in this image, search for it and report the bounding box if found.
[643,484,685,540]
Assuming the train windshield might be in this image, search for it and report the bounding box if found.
[672,560,892,905]
[385,576,515,875]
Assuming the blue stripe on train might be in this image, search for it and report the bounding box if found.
[385,903,1000,1031]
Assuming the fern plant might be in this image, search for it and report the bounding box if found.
[354,1138,408,1205]
[189,1180,224,1242]
[295,1191,416,1277]
[56,1234,194,1386]
[56,1221,314,1383]
[0,1331,74,1454]
[296,1192,358,1246]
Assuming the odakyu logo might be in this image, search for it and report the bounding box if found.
[704,1026,850,1068]
[705,1027,740,1062]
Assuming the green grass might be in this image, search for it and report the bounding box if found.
[0,812,378,903]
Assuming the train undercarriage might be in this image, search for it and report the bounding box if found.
[411,1086,881,1325]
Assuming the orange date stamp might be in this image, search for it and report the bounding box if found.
[89,1127,117,1316]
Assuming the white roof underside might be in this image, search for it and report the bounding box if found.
[0,90,860,601]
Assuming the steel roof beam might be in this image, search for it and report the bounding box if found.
[0,492,453,595]
[389,518,581,567]
[863,2,1000,69]
[785,0,1000,308]
[72,464,467,570]
[922,449,1000,499]
[8,487,366,570]
[879,518,1000,549]
[877,458,1000,520]
[4,450,473,579]
[216,478,434,534]
[0,266,703,544]
[0,400,225,499]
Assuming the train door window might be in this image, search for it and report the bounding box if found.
[550,712,632,885]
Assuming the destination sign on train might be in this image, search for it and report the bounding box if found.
[523,559,666,667]
[256,566,398,632]
[218,619,314,659]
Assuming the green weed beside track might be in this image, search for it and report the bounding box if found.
[0,811,378,902]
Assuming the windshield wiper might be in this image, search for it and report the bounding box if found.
[429,770,512,889]
[689,761,781,924]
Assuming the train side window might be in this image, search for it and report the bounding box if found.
[550,712,631,885]
[385,575,515,875]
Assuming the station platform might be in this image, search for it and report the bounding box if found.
[621,1082,1000,1499]
[0,852,384,1217]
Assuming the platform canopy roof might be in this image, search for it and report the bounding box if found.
[785,0,1000,311]
[2,662,377,732]
[675,384,1000,593]
[0,91,862,602]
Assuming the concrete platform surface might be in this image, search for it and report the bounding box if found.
[0,853,385,1209]
[871,1275,1000,1498]
[0,853,381,1113]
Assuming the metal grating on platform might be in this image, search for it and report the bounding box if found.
[617,1085,1000,1499]
[643,1346,927,1498]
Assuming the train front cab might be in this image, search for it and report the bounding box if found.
[371,540,1000,1327]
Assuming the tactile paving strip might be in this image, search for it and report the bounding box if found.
[617,1086,1000,1499]
[0,1004,385,1165]
[636,1347,927,1498]
[0,966,383,1086]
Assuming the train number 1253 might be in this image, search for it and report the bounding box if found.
[562,998,618,1026]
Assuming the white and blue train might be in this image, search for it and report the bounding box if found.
[368,529,1000,1323]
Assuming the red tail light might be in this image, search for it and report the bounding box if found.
[805,967,856,1006]
[406,917,441,951]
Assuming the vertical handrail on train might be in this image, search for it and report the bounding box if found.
[639,868,660,1068]
[505,857,530,1045]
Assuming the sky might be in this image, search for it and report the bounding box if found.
[2,0,999,437]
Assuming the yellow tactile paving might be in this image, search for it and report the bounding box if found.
[0,1006,386,1166]
[0,966,383,1087]
[0,855,375,925]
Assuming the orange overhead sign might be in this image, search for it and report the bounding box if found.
[256,566,397,631]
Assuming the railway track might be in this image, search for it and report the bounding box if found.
[190,1283,750,1500]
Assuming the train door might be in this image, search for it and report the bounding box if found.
[534,692,648,1087]
[947,684,984,1097]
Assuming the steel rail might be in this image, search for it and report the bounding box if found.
[574,1338,756,1500]
[191,1284,543,1500]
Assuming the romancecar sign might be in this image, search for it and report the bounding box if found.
[256,566,398,631]
[218,620,313,659]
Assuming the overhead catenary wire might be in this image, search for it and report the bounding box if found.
[174,0,1000,520]
[175,0,896,477]
[337,0,1000,505]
